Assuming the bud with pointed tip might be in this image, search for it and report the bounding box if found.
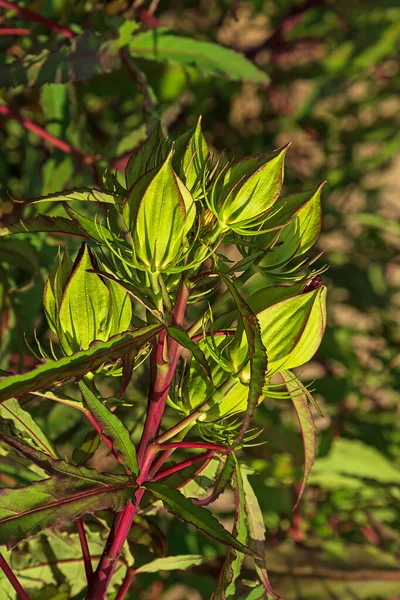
[44,244,132,355]
[209,146,288,235]
[123,150,196,273]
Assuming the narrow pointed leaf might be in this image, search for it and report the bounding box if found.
[0,215,89,238]
[79,381,138,476]
[168,326,212,379]
[135,554,205,574]
[211,456,247,599]
[280,370,317,508]
[129,29,268,84]
[241,466,282,600]
[24,188,120,205]
[144,482,256,557]
[0,324,163,403]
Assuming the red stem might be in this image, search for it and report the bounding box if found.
[115,568,135,600]
[152,450,216,482]
[0,552,31,600]
[137,277,190,464]
[76,518,93,582]
[84,410,129,472]
[157,441,226,452]
[0,0,74,38]
[0,104,96,164]
[0,27,30,35]
[87,278,190,600]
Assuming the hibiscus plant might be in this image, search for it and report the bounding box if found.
[0,118,326,600]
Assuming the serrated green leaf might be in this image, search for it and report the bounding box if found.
[0,323,163,403]
[241,465,282,599]
[79,381,138,476]
[0,215,89,238]
[144,481,255,557]
[280,370,317,508]
[0,399,58,459]
[212,456,247,599]
[129,29,268,84]
[24,187,121,205]
[135,554,205,574]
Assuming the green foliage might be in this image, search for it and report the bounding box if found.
[1,1,397,597]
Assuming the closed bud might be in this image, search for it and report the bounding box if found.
[123,150,196,273]
[210,146,288,234]
[43,244,132,355]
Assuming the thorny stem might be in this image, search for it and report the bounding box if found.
[76,518,93,582]
[0,552,31,600]
[0,0,74,38]
[87,277,190,600]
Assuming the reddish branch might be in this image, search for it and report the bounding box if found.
[0,104,96,164]
[0,552,30,600]
[0,0,74,38]
[87,277,191,600]
[157,441,226,452]
[152,450,216,482]
[0,27,30,35]
[76,518,93,581]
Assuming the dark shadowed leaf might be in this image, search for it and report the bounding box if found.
[144,482,255,557]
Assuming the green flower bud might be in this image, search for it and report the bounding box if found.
[43,244,132,355]
[123,150,196,273]
[210,146,288,234]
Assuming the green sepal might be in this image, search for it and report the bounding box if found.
[125,123,168,189]
[173,116,209,199]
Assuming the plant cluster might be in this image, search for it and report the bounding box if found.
[0,118,326,599]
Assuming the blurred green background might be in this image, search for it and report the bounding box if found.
[1,1,400,598]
